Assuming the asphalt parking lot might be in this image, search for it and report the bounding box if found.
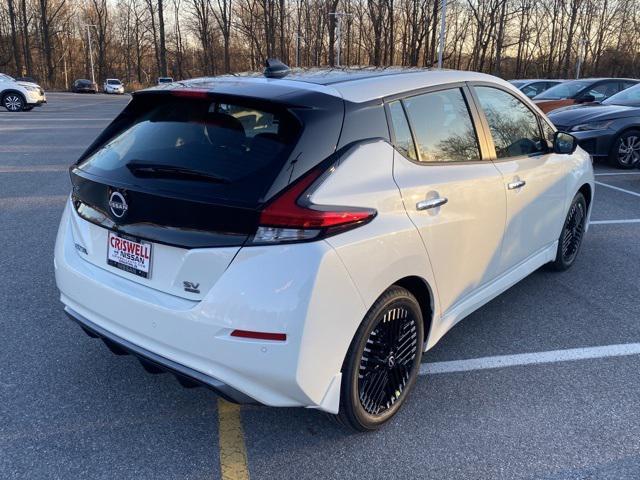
[1,93,639,480]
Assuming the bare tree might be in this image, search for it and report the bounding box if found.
[212,0,232,72]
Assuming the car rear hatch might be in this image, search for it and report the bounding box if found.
[69,85,344,300]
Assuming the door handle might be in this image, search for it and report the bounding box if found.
[507,180,526,190]
[416,197,448,211]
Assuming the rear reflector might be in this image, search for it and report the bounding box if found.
[230,330,287,342]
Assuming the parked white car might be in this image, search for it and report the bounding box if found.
[55,67,594,431]
[103,78,125,94]
[0,73,46,111]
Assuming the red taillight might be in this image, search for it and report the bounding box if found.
[258,167,376,230]
[170,89,210,99]
[230,330,287,342]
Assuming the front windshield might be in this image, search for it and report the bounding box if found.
[509,80,526,88]
[604,84,640,106]
[535,80,591,100]
[107,79,121,85]
[0,73,15,82]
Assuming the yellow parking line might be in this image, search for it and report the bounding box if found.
[217,399,250,480]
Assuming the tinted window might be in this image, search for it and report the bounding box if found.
[388,101,417,161]
[586,81,620,100]
[107,79,121,85]
[78,98,301,204]
[521,82,546,98]
[402,88,480,163]
[475,86,544,159]
[604,84,640,106]
[535,80,591,100]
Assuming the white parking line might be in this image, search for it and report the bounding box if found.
[594,172,640,176]
[0,195,68,209]
[595,181,640,198]
[420,343,640,375]
[591,219,640,225]
[0,165,69,173]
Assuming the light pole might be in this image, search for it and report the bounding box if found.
[329,12,351,68]
[575,38,587,79]
[84,24,97,84]
[295,34,304,68]
[437,0,448,68]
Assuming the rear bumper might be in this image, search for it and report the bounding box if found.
[54,198,365,413]
[64,306,258,404]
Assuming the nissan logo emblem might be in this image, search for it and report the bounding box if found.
[108,191,128,218]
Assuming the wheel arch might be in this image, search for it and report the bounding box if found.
[578,182,592,209]
[608,125,640,153]
[2,89,26,101]
[393,275,434,346]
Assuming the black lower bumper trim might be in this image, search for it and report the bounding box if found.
[64,307,260,405]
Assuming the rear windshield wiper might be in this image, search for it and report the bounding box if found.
[127,162,230,184]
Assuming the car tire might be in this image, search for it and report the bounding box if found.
[334,286,424,431]
[608,129,640,169]
[3,93,25,112]
[549,192,587,271]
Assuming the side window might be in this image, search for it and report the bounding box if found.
[402,88,481,163]
[474,86,544,159]
[388,101,417,161]
[541,120,556,146]
[587,81,619,100]
[522,82,548,98]
[521,84,539,98]
[623,81,637,89]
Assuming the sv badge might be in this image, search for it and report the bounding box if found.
[183,281,200,294]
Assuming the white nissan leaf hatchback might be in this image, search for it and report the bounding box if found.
[55,64,594,431]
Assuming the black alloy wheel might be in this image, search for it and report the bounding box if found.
[549,192,587,271]
[336,286,424,431]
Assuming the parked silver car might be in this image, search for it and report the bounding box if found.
[103,78,125,94]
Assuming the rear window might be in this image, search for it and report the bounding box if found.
[77,97,302,205]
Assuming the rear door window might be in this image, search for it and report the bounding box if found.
[77,97,301,205]
[401,88,481,163]
[388,101,417,161]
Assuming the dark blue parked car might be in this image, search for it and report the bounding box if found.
[548,84,640,168]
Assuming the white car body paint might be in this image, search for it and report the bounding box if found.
[0,73,46,110]
[54,70,595,414]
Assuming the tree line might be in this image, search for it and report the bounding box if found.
[1,0,639,90]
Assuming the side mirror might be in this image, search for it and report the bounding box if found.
[577,94,595,103]
[553,131,578,154]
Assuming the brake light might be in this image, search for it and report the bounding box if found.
[252,166,376,244]
[170,89,210,99]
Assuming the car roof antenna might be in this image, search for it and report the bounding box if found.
[264,59,290,79]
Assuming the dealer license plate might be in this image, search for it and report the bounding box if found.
[107,231,152,278]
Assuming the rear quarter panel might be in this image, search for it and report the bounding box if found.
[313,141,439,343]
